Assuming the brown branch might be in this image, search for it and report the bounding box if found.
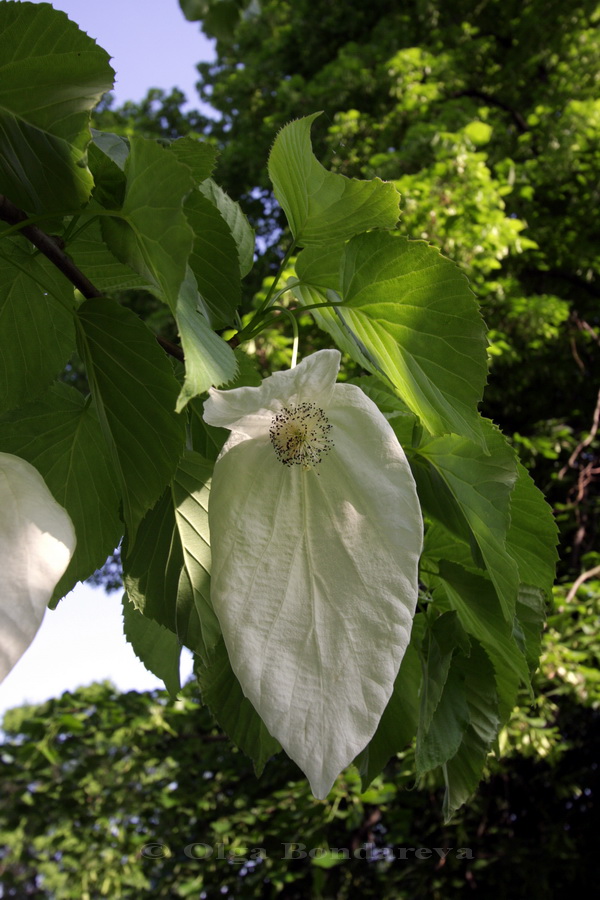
[565,565,600,603]
[558,386,600,479]
[0,193,185,363]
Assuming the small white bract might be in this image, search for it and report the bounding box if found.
[203,349,423,799]
[0,453,76,683]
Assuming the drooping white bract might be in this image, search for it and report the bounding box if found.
[0,453,76,683]
[203,349,423,798]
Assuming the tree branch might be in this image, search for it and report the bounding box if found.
[0,193,185,363]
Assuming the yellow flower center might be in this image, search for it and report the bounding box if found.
[270,402,333,468]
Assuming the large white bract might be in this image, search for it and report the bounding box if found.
[0,453,76,683]
[203,349,423,798]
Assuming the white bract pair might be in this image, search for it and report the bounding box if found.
[0,453,76,683]
[204,349,423,798]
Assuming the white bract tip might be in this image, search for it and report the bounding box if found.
[0,453,76,684]
[203,349,423,798]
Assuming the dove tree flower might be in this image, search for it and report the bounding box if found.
[203,349,423,798]
[0,453,76,683]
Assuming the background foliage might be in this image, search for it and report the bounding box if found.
[1,0,599,895]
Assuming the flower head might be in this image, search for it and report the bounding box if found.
[203,349,423,798]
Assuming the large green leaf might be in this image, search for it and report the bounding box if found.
[0,383,122,603]
[355,617,423,788]
[172,450,221,659]
[199,178,255,277]
[416,420,519,617]
[101,136,194,310]
[174,270,238,412]
[170,135,217,184]
[268,112,400,246]
[66,218,152,294]
[0,1,114,211]
[443,642,500,820]
[123,453,220,661]
[506,463,558,597]
[88,135,127,208]
[122,489,184,634]
[76,297,185,539]
[0,239,75,412]
[297,233,489,444]
[416,613,471,774]
[195,639,281,776]
[418,660,470,775]
[122,594,181,698]
[184,191,242,327]
[418,613,469,737]
[434,561,529,721]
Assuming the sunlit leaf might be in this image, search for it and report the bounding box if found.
[417,420,519,617]
[172,450,221,659]
[199,178,255,277]
[269,112,400,245]
[174,270,238,412]
[297,233,488,444]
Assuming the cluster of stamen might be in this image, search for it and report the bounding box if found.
[270,402,334,469]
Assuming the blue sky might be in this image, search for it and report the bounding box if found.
[32,0,216,109]
[0,0,212,720]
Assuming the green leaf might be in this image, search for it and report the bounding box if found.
[419,612,469,737]
[355,621,423,788]
[90,129,129,170]
[174,270,238,412]
[170,135,217,184]
[417,420,519,617]
[268,112,400,245]
[66,218,152,294]
[172,450,221,659]
[443,641,500,820]
[101,136,194,310]
[122,489,184,634]
[88,135,127,208]
[515,584,546,672]
[189,399,229,461]
[0,1,114,211]
[0,383,122,603]
[199,178,255,277]
[184,190,242,327]
[434,561,529,721]
[123,453,220,661]
[0,239,75,412]
[421,520,475,572]
[417,659,470,775]
[416,613,471,774]
[122,594,181,698]
[298,233,488,444]
[506,463,558,597]
[196,638,281,776]
[76,297,185,539]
